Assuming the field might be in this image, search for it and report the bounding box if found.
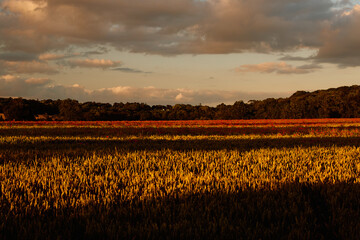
[1,119,360,239]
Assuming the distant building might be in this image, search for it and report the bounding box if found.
[35,114,60,121]
[35,114,50,121]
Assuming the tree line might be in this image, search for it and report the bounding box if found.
[1,85,360,121]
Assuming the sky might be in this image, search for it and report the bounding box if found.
[1,0,360,106]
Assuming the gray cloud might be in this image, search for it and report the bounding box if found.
[82,46,110,56]
[112,67,151,74]
[0,0,337,55]
[297,63,322,70]
[314,5,360,67]
[0,52,37,61]
[0,0,360,73]
[278,55,314,61]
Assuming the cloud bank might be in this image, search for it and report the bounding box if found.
[0,0,359,67]
[0,75,288,105]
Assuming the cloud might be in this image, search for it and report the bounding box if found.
[0,77,289,105]
[0,60,59,74]
[66,59,122,69]
[315,4,360,67]
[0,52,37,61]
[175,93,186,101]
[38,51,97,61]
[235,62,322,74]
[25,77,51,85]
[1,0,359,70]
[38,53,66,61]
[0,74,51,97]
[112,67,151,74]
[82,46,110,56]
[278,55,314,61]
[0,74,20,82]
[0,0,338,55]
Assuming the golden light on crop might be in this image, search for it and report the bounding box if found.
[1,119,360,239]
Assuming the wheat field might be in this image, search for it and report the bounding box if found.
[1,120,360,239]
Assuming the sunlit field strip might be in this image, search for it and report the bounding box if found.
[3,132,360,144]
[2,147,360,201]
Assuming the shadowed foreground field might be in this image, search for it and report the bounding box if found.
[2,183,360,239]
[1,121,360,239]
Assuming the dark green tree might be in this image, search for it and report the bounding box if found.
[59,99,83,120]
[3,98,35,121]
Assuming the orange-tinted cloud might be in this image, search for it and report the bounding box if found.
[0,60,58,74]
[235,62,321,74]
[38,53,66,61]
[66,59,122,69]
[25,77,51,85]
